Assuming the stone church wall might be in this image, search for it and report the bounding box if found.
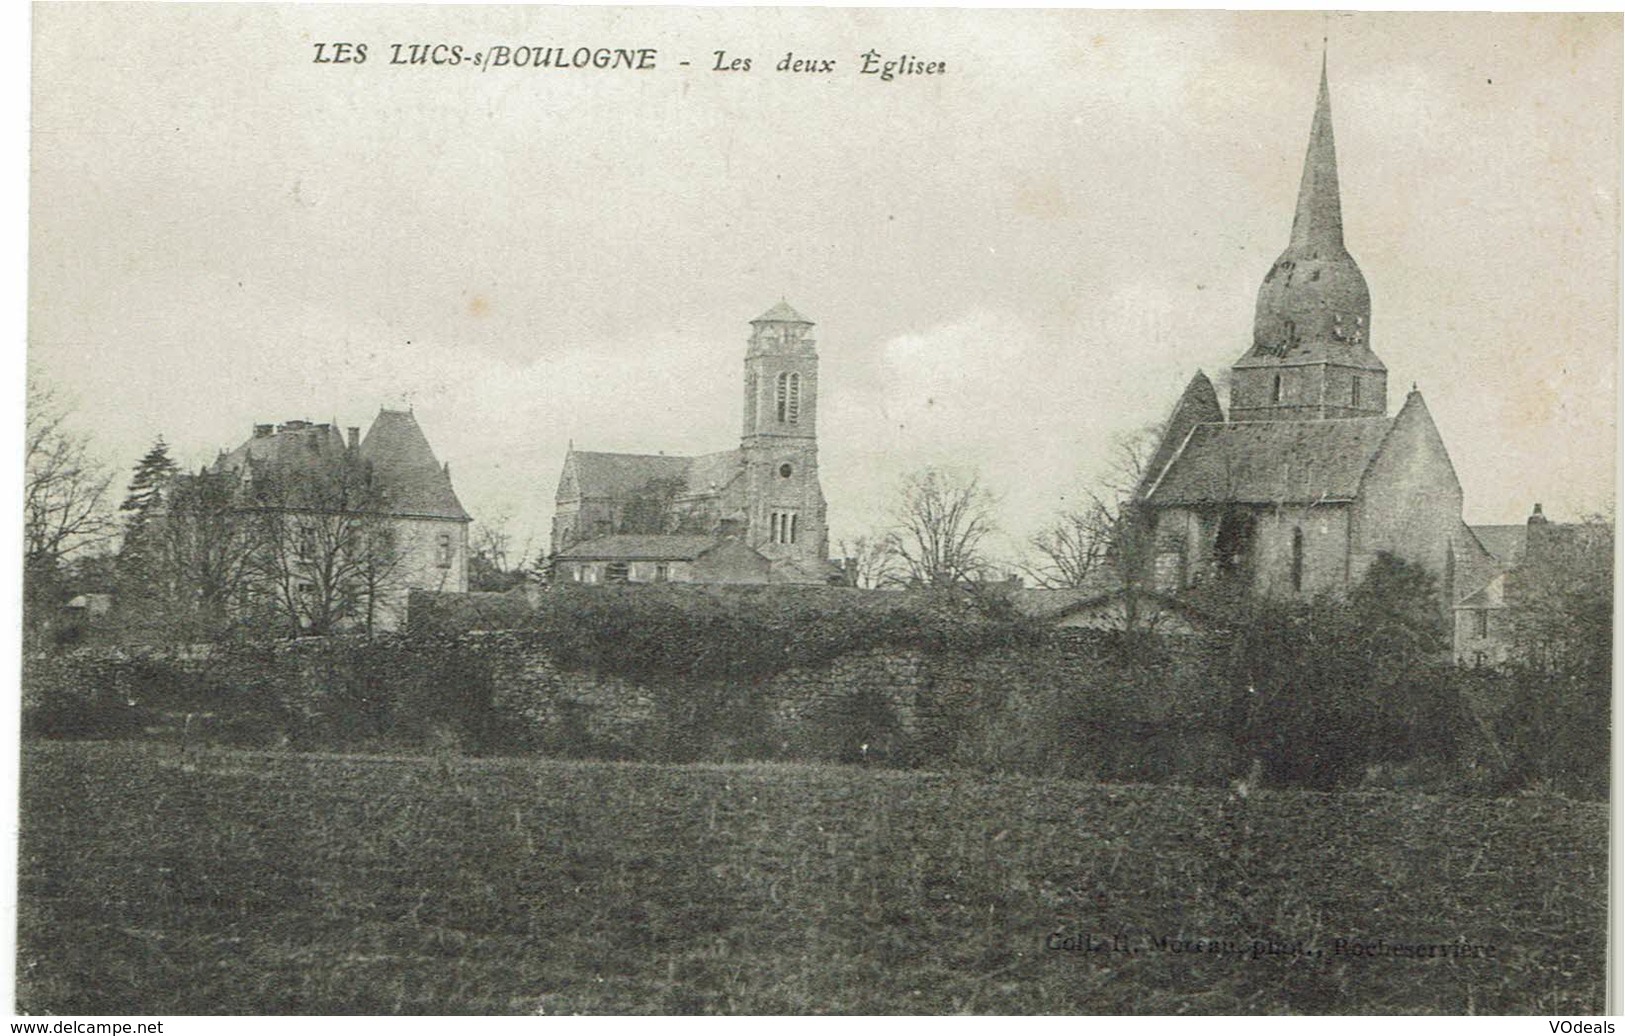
[1351,399,1463,594]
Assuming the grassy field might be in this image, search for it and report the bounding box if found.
[16,742,1606,1015]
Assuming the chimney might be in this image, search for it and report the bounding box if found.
[253,423,273,438]
[1526,503,1554,565]
[348,427,360,451]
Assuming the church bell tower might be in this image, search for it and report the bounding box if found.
[1230,55,1388,421]
[740,302,828,565]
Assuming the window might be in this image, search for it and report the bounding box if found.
[606,562,630,583]
[1351,376,1362,408]
[1475,609,1488,639]
[1271,373,1284,405]
[1474,651,1486,668]
[436,532,452,568]
[779,463,793,479]
[770,510,799,544]
[654,563,670,583]
[297,525,315,563]
[775,371,801,424]
[1291,527,1304,593]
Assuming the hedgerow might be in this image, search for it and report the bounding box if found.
[513,583,1046,682]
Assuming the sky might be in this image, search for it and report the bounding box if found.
[27,7,1622,565]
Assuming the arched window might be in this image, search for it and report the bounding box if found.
[1351,376,1362,408]
[1291,527,1305,593]
[776,373,788,423]
[786,373,800,424]
[1272,373,1284,404]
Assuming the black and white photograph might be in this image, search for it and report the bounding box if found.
[16,5,1618,1017]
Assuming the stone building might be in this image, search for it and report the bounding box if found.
[1134,59,1501,618]
[550,302,840,585]
[205,408,470,631]
[1453,505,1613,668]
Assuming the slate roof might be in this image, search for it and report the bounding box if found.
[566,452,693,500]
[554,534,725,561]
[359,409,470,521]
[1142,417,1394,506]
[1468,525,1527,568]
[213,422,348,480]
[684,450,745,497]
[752,301,813,325]
[210,411,469,521]
[564,449,743,502]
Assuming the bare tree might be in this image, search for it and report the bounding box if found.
[24,381,115,640]
[1022,500,1114,590]
[883,467,1000,588]
[469,511,527,592]
[249,456,405,636]
[121,469,268,643]
[1023,425,1162,591]
[835,535,901,589]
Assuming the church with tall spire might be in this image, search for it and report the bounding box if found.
[1134,55,1500,614]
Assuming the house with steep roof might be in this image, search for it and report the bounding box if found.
[204,408,470,632]
[1133,57,1500,623]
[1454,505,1613,667]
[550,303,841,586]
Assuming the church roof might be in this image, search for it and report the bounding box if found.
[1238,54,1380,373]
[567,451,694,499]
[751,300,813,325]
[555,534,728,561]
[565,449,743,501]
[359,408,470,521]
[1142,416,1394,506]
[1137,371,1225,500]
[684,449,746,497]
[1291,55,1345,254]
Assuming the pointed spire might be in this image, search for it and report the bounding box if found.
[1289,50,1344,253]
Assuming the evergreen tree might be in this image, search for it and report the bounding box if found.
[114,437,180,600]
[119,438,178,534]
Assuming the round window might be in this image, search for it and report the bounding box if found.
[779,463,793,479]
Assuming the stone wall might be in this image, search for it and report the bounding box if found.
[22,630,1236,783]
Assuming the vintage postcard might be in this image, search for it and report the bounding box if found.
[18,5,1618,1017]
